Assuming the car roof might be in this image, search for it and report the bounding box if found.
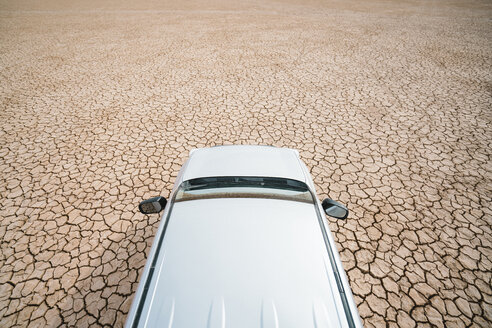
[136,198,346,328]
[181,145,307,184]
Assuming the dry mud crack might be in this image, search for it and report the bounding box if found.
[0,0,491,327]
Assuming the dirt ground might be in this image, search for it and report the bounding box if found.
[1,0,491,327]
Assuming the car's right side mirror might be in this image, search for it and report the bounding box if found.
[322,199,348,220]
[139,196,167,214]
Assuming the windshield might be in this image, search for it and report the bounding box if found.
[175,177,314,204]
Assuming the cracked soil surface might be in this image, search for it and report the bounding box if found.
[1,0,491,327]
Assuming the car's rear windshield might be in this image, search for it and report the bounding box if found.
[175,177,314,204]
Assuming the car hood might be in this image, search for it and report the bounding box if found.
[136,198,348,328]
[181,145,307,184]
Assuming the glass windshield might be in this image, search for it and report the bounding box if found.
[175,177,314,204]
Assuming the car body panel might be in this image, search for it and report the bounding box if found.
[182,146,306,184]
[138,198,345,328]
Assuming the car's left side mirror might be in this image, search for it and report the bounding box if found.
[322,199,348,220]
[139,196,167,214]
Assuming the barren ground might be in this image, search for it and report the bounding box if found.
[1,0,491,327]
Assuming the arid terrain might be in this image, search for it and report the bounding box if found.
[1,0,491,327]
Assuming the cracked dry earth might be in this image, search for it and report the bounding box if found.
[0,0,491,327]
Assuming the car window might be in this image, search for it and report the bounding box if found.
[175,177,314,204]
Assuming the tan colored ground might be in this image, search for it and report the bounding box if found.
[1,0,491,327]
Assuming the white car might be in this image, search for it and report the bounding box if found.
[126,145,363,328]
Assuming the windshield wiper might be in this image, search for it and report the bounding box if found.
[183,177,309,192]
